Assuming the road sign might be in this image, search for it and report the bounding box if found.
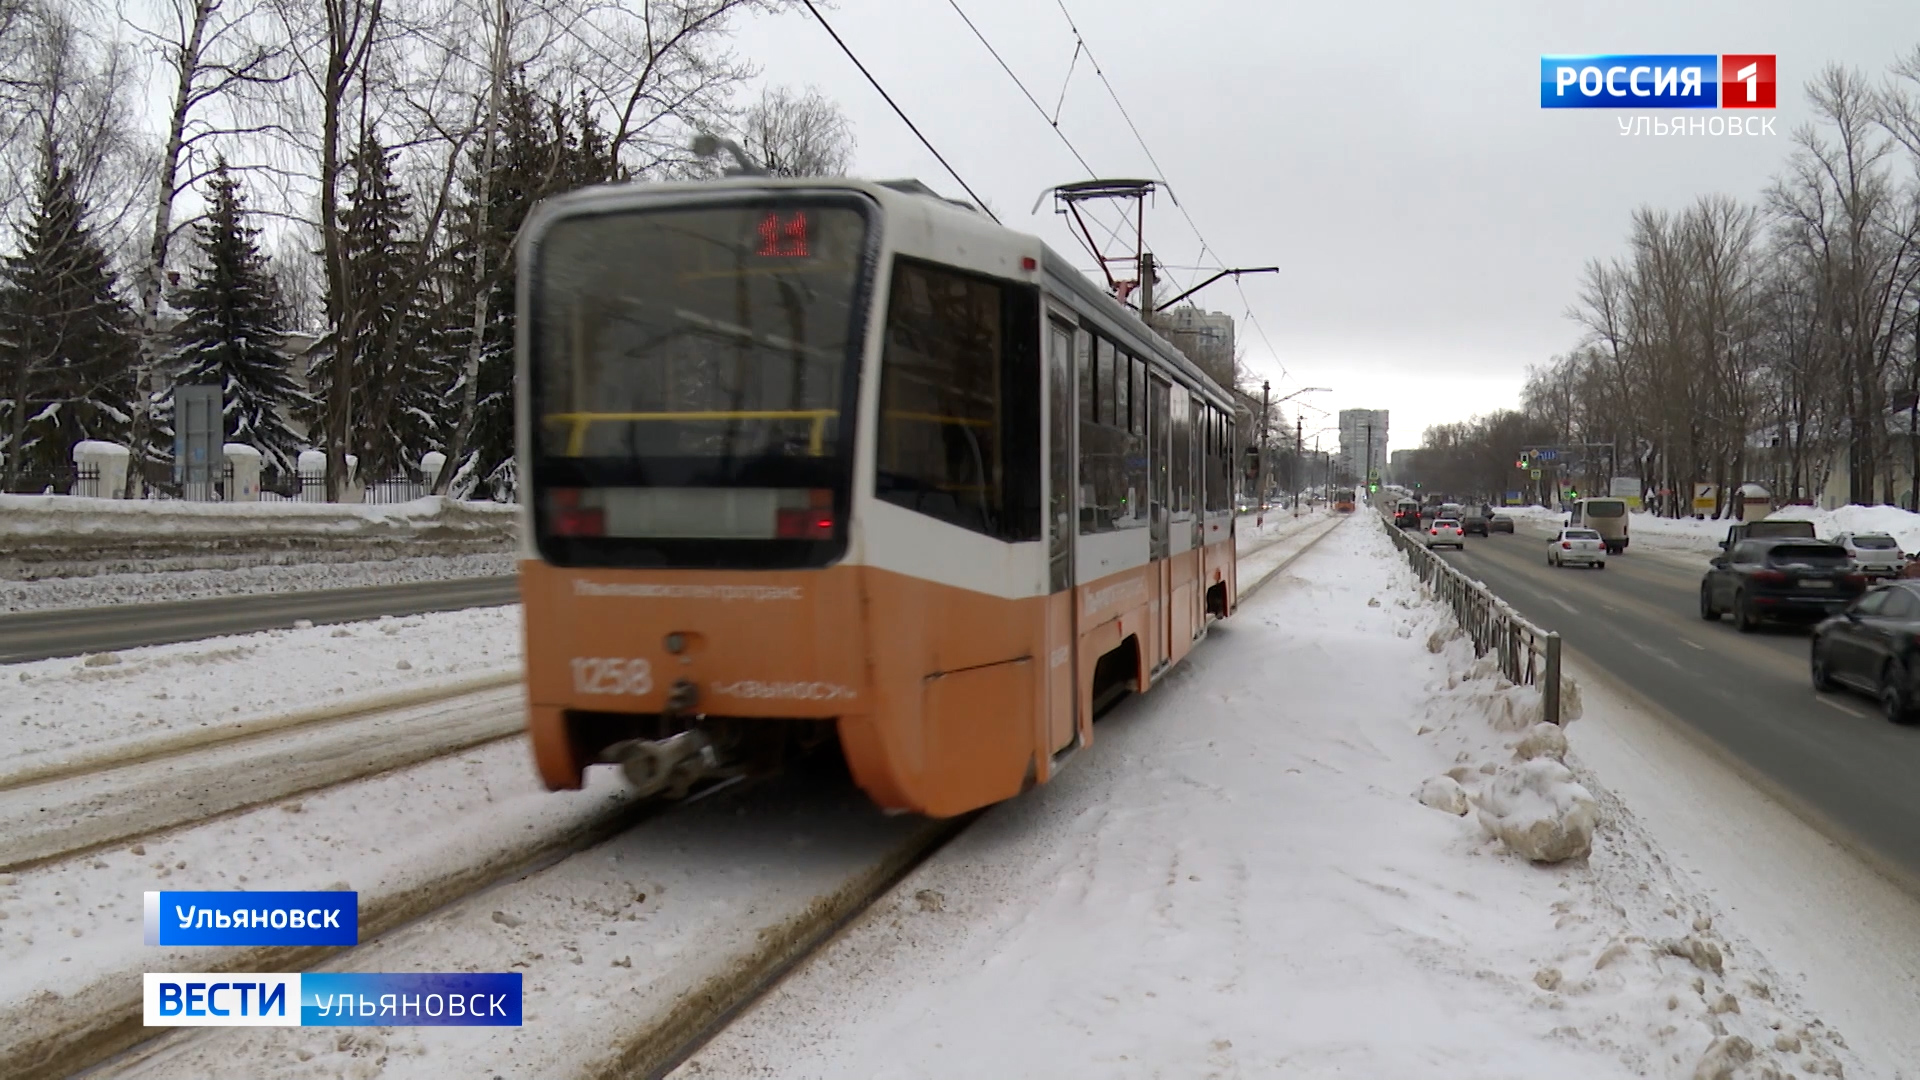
[1693,482,1717,512]
[1530,468,1543,479]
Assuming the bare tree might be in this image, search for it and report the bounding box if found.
[121,0,291,495]
[270,0,387,500]
[435,0,780,492]
[732,83,853,177]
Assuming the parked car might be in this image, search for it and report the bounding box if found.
[1700,539,1866,632]
[1548,527,1606,569]
[1811,581,1920,723]
[1425,518,1465,549]
[1832,532,1907,579]
[1490,513,1515,534]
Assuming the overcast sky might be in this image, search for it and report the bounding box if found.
[732,0,1915,450]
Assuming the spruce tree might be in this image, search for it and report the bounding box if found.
[311,132,453,483]
[0,152,138,491]
[165,161,309,476]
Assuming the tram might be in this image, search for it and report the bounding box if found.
[515,175,1240,818]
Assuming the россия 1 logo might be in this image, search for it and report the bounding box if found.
[1540,55,1776,109]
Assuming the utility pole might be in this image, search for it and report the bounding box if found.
[1259,380,1270,511]
[1365,421,1373,501]
[1136,251,1155,319]
[1294,415,1303,514]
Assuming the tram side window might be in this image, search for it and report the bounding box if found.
[1121,355,1136,434]
[1079,332,1146,535]
[1169,383,1190,517]
[1097,337,1117,427]
[876,259,1040,542]
[1206,406,1228,512]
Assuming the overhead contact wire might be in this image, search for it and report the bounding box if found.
[799,0,1001,223]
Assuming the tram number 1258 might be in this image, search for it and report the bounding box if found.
[571,657,653,696]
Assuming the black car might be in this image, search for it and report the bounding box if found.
[1700,539,1867,632]
[1812,581,1920,723]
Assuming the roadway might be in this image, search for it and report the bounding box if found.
[1426,520,1920,888]
[0,575,520,664]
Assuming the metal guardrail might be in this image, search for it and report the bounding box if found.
[1379,512,1562,724]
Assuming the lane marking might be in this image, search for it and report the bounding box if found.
[1631,640,1683,669]
[1681,638,1706,651]
[1816,696,1868,720]
[1550,596,1580,615]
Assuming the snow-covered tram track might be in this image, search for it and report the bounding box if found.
[2,736,660,1080]
[75,759,954,1080]
[0,681,526,873]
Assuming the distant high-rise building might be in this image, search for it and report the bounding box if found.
[1149,306,1236,390]
[1338,409,1389,482]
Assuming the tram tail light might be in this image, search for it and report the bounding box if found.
[547,488,606,537]
[776,488,835,539]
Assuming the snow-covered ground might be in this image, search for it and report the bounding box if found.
[0,736,645,1079]
[676,519,1866,1080]
[2,605,522,771]
[0,552,516,614]
[9,506,1905,1079]
[0,494,518,580]
[0,492,517,539]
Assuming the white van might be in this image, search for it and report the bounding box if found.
[1568,498,1630,554]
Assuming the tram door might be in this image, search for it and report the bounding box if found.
[1043,317,1080,758]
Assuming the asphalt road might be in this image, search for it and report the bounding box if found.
[1426,522,1920,888]
[0,575,520,664]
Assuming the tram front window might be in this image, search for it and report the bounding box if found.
[529,199,874,568]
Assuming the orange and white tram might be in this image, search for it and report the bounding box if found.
[516,176,1240,817]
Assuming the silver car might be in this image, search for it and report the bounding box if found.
[1549,527,1607,569]
[1833,532,1906,579]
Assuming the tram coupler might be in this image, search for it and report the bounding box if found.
[602,679,723,798]
[605,729,723,799]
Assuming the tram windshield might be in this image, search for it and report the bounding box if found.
[528,198,873,567]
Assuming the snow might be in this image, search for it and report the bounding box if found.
[71,440,130,459]
[1,605,522,769]
[0,494,518,579]
[220,442,261,460]
[0,738,643,1074]
[0,492,515,540]
[674,519,1861,1080]
[0,552,516,613]
[2,507,1897,1079]
[1476,756,1599,863]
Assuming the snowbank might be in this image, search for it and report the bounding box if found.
[1475,756,1598,862]
[0,492,514,539]
[0,494,519,578]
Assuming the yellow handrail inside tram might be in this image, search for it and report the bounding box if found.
[545,410,836,456]
[544,408,993,457]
